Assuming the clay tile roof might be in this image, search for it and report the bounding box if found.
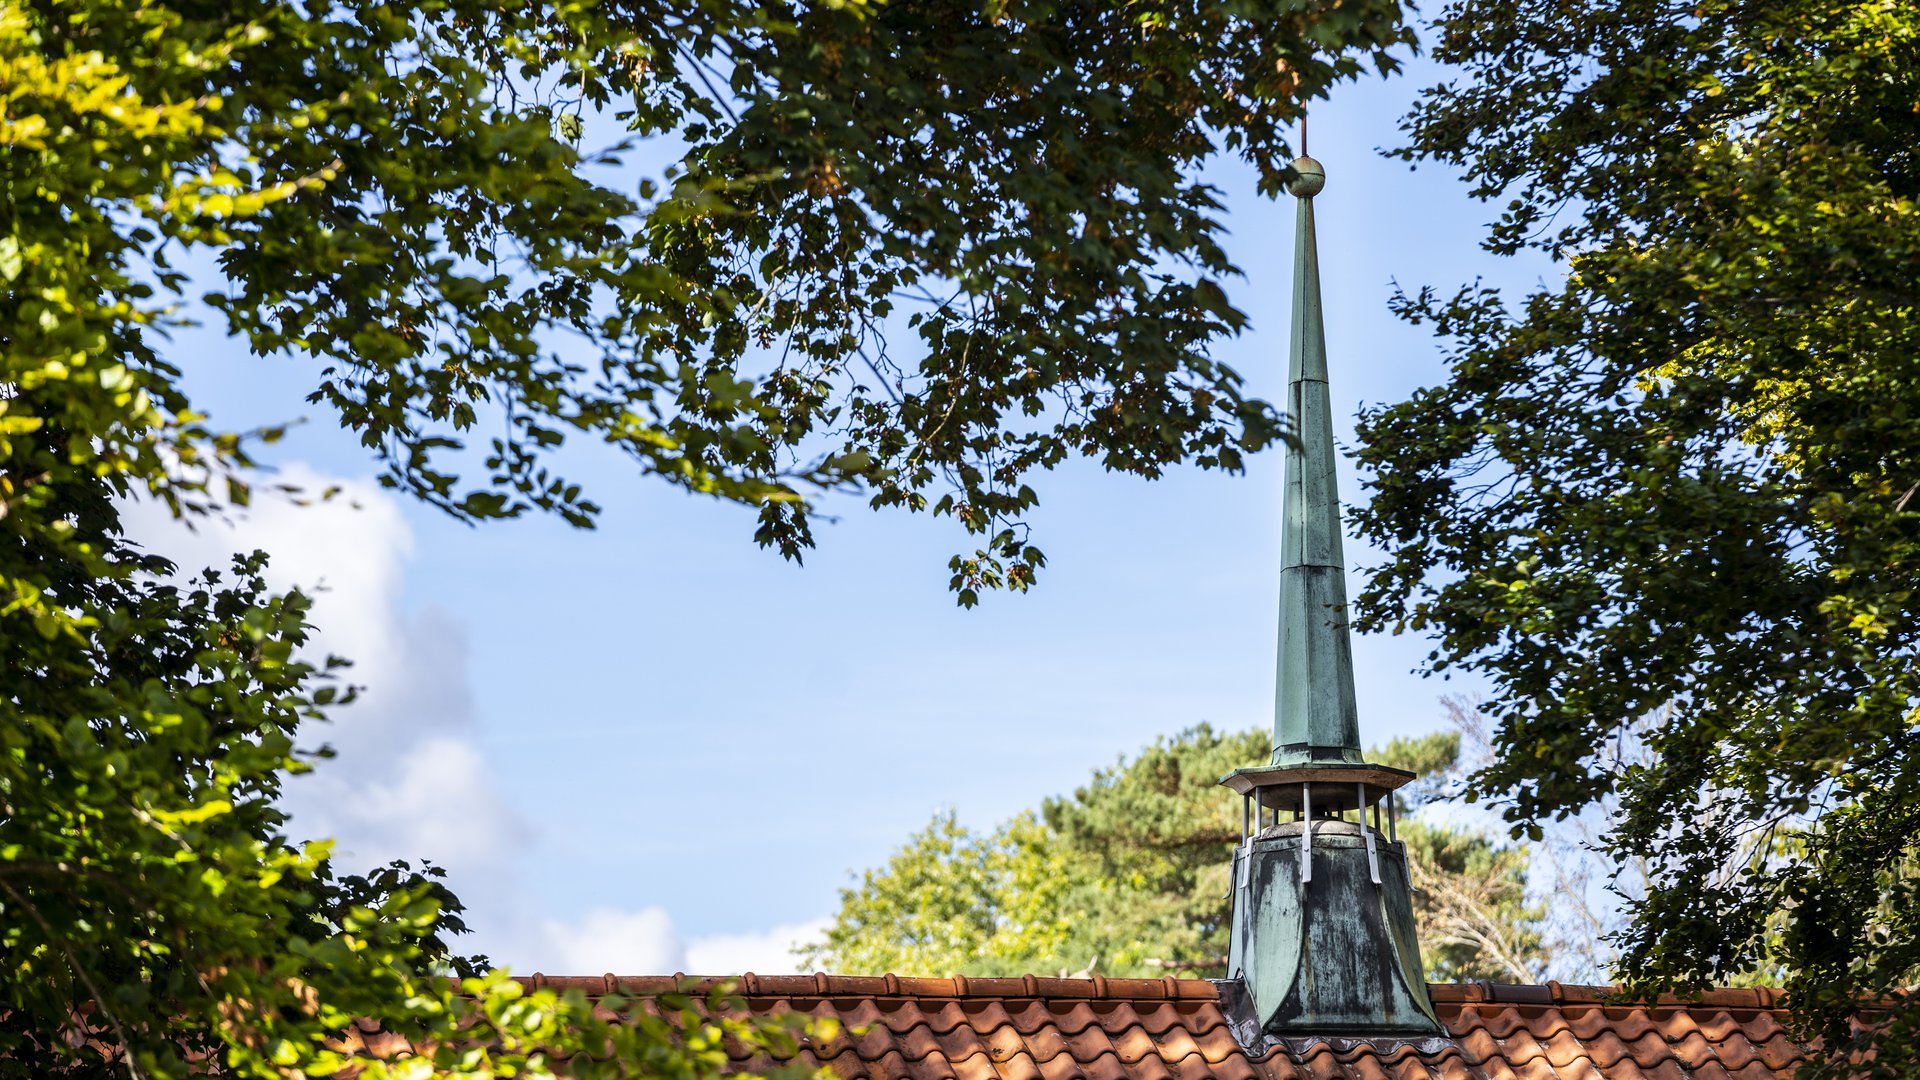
[521,974,1813,1079]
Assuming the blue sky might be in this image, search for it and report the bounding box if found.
[133,52,1553,974]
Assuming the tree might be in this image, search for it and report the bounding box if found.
[0,535,821,1077]
[3,0,1413,598]
[803,725,1546,982]
[1352,0,1920,1073]
[4,0,1415,1073]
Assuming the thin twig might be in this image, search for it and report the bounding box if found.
[0,879,148,1080]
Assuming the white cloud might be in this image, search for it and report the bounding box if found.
[686,918,831,975]
[537,907,687,976]
[121,466,524,886]
[124,467,831,980]
[524,911,831,977]
[321,736,530,871]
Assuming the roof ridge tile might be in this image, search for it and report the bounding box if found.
[484,975,1820,1078]
[1424,980,1789,1009]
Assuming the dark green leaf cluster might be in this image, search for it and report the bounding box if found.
[645,0,1413,599]
[13,0,1413,597]
[0,535,322,1075]
[1356,0,1920,1071]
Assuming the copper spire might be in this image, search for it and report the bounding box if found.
[1272,155,1362,766]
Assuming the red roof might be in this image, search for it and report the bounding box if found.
[517,974,1807,1079]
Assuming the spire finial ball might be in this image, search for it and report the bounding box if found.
[1287,156,1326,198]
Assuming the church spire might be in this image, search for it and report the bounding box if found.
[1219,154,1441,1040]
[1272,155,1363,766]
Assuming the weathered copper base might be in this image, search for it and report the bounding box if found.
[1226,820,1441,1036]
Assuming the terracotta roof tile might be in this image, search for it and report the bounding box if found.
[498,974,1819,1078]
[949,1049,1001,1080]
[1294,1043,1350,1080]
[1166,1045,1227,1080]
[1072,1023,1134,1067]
[1192,1019,1253,1065]
[922,1022,985,1065]
[1100,1023,1154,1067]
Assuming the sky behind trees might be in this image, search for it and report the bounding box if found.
[130,51,1553,974]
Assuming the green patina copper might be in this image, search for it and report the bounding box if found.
[1219,157,1441,1040]
[1272,157,1362,767]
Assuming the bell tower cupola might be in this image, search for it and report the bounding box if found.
[1220,154,1442,1038]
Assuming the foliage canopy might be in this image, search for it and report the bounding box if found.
[1355,0,1920,1072]
[1,0,1413,1073]
[4,0,1411,597]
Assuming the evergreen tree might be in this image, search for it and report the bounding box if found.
[805,725,1545,982]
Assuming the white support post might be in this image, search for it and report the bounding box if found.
[1358,783,1380,886]
[1231,795,1251,901]
[1300,783,1313,883]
